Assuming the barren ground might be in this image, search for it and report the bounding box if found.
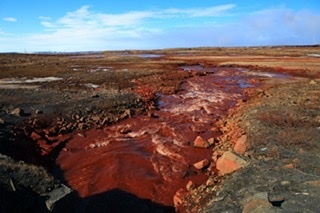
[0,46,319,212]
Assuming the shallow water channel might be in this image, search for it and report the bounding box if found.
[56,67,287,206]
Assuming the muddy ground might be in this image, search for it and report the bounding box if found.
[0,46,320,212]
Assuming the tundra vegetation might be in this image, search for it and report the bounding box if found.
[0,46,320,212]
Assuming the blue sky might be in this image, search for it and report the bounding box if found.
[1,0,320,52]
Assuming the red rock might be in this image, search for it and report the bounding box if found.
[292,158,300,163]
[207,137,215,145]
[186,180,195,191]
[216,151,248,175]
[31,131,42,141]
[119,128,132,134]
[210,127,218,132]
[210,127,223,135]
[305,180,320,187]
[77,133,85,137]
[193,136,210,148]
[212,151,219,162]
[207,162,217,174]
[173,188,187,208]
[233,134,248,154]
[206,178,215,186]
[43,129,50,135]
[283,163,295,169]
[78,123,86,130]
[193,159,210,170]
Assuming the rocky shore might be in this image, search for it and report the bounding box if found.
[180,79,320,212]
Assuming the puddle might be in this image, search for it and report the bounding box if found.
[307,54,320,57]
[82,83,99,89]
[138,54,163,58]
[86,67,111,73]
[0,77,62,89]
[243,70,289,78]
[118,54,163,58]
[56,67,290,206]
[180,65,215,73]
[71,65,112,73]
[70,54,105,59]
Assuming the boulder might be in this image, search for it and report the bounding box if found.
[193,136,210,148]
[45,184,72,211]
[216,151,248,175]
[10,107,25,116]
[193,159,210,170]
[309,80,317,85]
[233,134,248,154]
[243,197,274,213]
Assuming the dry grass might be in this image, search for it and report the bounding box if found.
[0,157,55,194]
[256,111,318,128]
[132,45,320,57]
[242,81,320,156]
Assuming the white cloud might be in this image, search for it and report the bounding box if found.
[25,6,162,51]
[162,4,236,17]
[3,17,17,22]
[142,7,320,48]
[38,5,153,29]
[96,11,155,27]
[20,4,235,51]
[1,4,320,52]
[242,7,320,45]
[39,4,236,30]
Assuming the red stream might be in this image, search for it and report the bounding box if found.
[56,68,274,206]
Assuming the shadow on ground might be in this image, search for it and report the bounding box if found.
[53,188,175,213]
[0,185,174,213]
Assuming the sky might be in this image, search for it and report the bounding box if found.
[0,0,320,52]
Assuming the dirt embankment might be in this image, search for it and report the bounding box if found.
[180,78,320,212]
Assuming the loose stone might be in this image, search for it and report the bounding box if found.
[216,151,248,175]
[193,136,210,148]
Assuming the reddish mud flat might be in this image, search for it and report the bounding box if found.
[56,67,285,206]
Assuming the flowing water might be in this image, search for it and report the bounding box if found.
[56,67,286,206]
